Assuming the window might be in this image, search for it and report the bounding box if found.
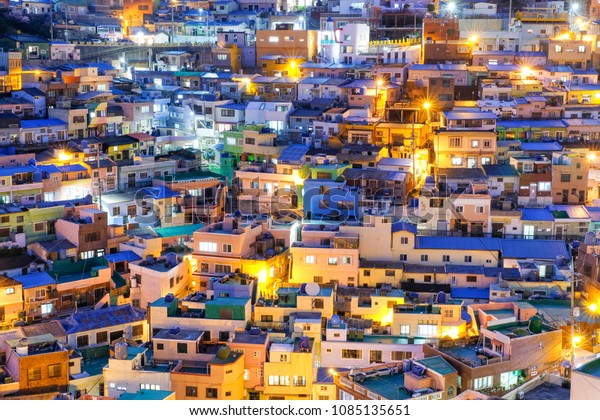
[465,256,472,263]
[221,109,235,117]
[28,368,42,381]
[222,244,232,253]
[342,349,362,359]
[455,206,464,213]
[391,351,412,360]
[96,331,108,344]
[400,237,409,244]
[156,343,164,350]
[199,242,217,252]
[293,375,306,387]
[305,255,316,264]
[200,263,209,273]
[421,255,428,262]
[474,375,493,390]
[206,388,218,398]
[443,255,450,262]
[399,254,407,261]
[363,270,371,277]
[328,257,338,265]
[342,256,352,265]
[555,45,563,53]
[214,264,231,274]
[131,325,143,337]
[186,386,198,397]
[385,270,395,277]
[466,275,477,283]
[77,335,89,348]
[579,45,586,53]
[5,287,15,295]
[268,375,290,386]
[449,137,462,148]
[417,323,438,337]
[177,342,188,354]
[400,325,410,335]
[34,222,45,232]
[84,232,101,242]
[48,364,62,378]
[261,315,273,322]
[561,174,571,182]
[471,140,479,148]
[451,157,463,166]
[476,206,484,213]
[268,36,279,43]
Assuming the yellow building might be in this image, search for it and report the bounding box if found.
[434,130,496,168]
[263,336,315,400]
[170,347,245,400]
[0,276,23,328]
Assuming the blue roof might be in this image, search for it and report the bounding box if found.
[586,206,600,222]
[484,267,521,279]
[500,239,569,259]
[21,118,67,129]
[60,304,145,334]
[498,120,567,128]
[56,164,88,173]
[278,144,310,163]
[521,208,554,221]
[104,250,142,264]
[392,221,417,234]
[451,287,489,299]
[12,272,55,289]
[0,165,39,176]
[445,264,485,274]
[218,103,246,110]
[35,164,61,174]
[415,236,501,251]
[519,141,563,151]
[138,186,180,199]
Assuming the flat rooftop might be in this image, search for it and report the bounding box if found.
[357,373,412,400]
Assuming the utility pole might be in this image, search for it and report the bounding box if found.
[97,147,102,211]
[171,1,175,44]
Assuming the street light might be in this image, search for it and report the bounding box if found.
[170,0,176,44]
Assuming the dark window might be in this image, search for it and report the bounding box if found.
[77,335,89,348]
[131,324,143,337]
[96,331,108,344]
[177,342,188,353]
[186,386,198,397]
[206,388,218,398]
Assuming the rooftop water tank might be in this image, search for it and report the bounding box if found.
[165,293,175,303]
[115,341,128,360]
[437,291,446,304]
[217,345,231,360]
[529,315,543,334]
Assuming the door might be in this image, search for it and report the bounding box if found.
[556,226,563,240]
[523,225,535,239]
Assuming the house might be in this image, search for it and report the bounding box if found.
[0,276,24,329]
[263,336,315,400]
[12,272,57,323]
[332,357,458,400]
[61,304,147,350]
[55,209,108,259]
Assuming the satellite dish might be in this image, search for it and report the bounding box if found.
[305,282,321,296]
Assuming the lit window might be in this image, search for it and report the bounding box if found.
[305,255,316,264]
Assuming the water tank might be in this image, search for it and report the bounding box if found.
[330,314,341,326]
[299,283,307,294]
[169,326,181,335]
[555,255,566,267]
[165,293,175,303]
[572,240,580,249]
[16,338,28,356]
[166,252,177,267]
[28,158,37,166]
[323,159,330,165]
[33,172,43,182]
[217,345,231,360]
[437,291,446,304]
[402,359,412,373]
[411,365,425,377]
[461,307,472,325]
[85,216,93,224]
[115,341,128,360]
[7,146,15,155]
[233,209,242,218]
[529,315,543,334]
[249,326,261,336]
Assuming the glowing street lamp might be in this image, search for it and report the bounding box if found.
[374,78,385,117]
[521,66,531,80]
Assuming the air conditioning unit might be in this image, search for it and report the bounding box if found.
[516,391,525,400]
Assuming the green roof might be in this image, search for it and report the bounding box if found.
[418,356,457,376]
[118,390,174,400]
[154,223,204,238]
[174,71,204,77]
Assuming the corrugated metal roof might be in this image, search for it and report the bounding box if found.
[547,205,591,219]
[451,287,489,299]
[521,208,554,221]
[12,272,55,289]
[104,251,142,264]
[415,236,501,251]
[500,239,569,259]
